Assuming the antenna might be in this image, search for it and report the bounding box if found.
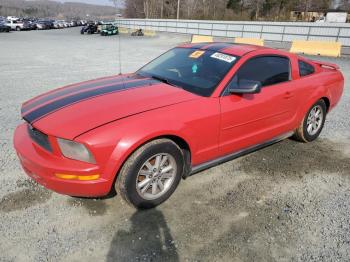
[116,22,125,91]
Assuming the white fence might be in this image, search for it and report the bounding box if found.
[115,19,350,46]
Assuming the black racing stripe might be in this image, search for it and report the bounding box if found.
[21,74,144,114]
[205,43,235,52]
[23,79,159,123]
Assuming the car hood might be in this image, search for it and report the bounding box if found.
[21,74,198,139]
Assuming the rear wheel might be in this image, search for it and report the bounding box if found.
[294,100,327,142]
[116,139,184,209]
[16,26,21,31]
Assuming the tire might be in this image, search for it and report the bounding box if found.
[294,99,327,142]
[16,26,21,31]
[116,139,184,209]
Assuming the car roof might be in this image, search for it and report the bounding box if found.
[178,42,270,57]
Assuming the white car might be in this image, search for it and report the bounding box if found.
[5,20,31,31]
[6,16,19,21]
[53,20,65,29]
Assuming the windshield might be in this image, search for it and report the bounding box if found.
[138,47,239,97]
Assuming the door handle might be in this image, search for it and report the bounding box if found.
[284,91,294,99]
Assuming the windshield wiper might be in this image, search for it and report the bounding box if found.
[149,75,178,87]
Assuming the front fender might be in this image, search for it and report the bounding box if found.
[75,98,220,183]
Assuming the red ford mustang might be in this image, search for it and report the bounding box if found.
[14,43,344,208]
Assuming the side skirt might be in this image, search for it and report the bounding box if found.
[188,131,294,176]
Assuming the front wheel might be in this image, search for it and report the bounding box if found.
[116,139,184,209]
[294,100,327,142]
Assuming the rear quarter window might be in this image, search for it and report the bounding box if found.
[299,60,315,77]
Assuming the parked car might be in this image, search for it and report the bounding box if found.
[100,24,118,36]
[35,21,49,30]
[53,20,64,29]
[0,21,10,32]
[96,21,112,33]
[62,21,70,28]
[80,23,97,34]
[5,19,31,31]
[42,20,54,29]
[14,43,344,209]
[27,20,37,30]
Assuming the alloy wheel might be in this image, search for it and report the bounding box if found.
[306,105,324,136]
[136,153,177,200]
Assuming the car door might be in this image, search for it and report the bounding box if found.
[219,55,298,156]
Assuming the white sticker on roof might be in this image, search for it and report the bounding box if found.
[210,52,236,63]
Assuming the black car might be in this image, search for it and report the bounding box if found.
[0,22,10,32]
[80,23,97,34]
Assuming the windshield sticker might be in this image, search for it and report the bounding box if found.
[210,52,236,63]
[189,50,205,59]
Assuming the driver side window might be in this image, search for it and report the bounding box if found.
[227,55,290,93]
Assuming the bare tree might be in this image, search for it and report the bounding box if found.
[0,0,117,19]
[122,0,349,21]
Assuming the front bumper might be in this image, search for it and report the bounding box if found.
[13,123,112,197]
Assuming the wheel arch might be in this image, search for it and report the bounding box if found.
[108,133,193,191]
[320,96,330,112]
[294,94,330,135]
[298,92,331,124]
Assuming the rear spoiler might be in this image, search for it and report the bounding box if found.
[312,60,340,70]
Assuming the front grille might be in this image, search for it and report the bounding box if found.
[27,124,52,152]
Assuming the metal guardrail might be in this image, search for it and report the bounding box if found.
[115,19,350,46]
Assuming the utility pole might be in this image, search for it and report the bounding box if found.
[161,0,164,19]
[177,0,180,20]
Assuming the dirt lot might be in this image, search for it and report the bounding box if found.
[0,28,349,262]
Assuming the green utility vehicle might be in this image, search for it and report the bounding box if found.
[100,24,118,36]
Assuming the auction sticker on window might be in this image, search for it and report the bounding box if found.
[211,52,236,63]
[189,50,205,59]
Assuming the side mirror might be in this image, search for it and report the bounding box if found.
[229,79,262,94]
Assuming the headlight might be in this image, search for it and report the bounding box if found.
[57,138,96,164]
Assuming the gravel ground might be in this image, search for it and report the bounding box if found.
[0,28,349,262]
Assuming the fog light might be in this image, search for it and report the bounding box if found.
[55,174,100,181]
